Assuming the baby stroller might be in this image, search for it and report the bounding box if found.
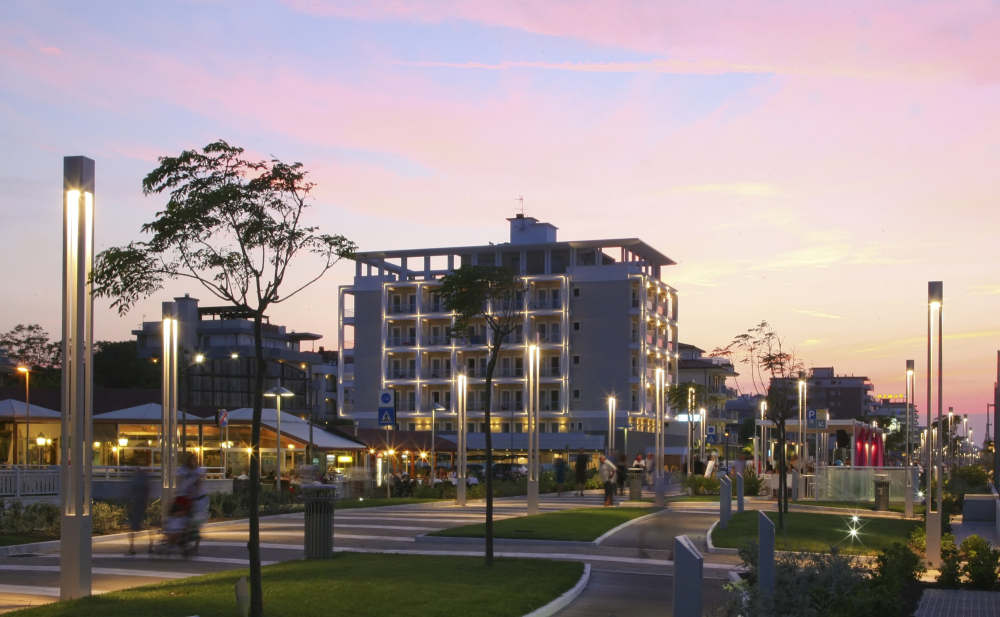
[154,494,198,557]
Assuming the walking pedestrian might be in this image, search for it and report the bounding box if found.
[574,448,588,496]
[554,455,567,497]
[644,453,655,490]
[126,466,151,555]
[599,455,617,506]
[615,451,627,496]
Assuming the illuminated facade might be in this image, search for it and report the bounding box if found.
[337,216,680,437]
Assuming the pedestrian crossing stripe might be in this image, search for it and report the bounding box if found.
[380,411,393,424]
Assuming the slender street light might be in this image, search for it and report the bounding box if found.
[527,344,540,514]
[926,281,944,568]
[686,386,695,473]
[36,433,46,466]
[61,156,96,600]
[699,407,707,462]
[963,414,969,467]
[655,367,666,507]
[17,366,31,465]
[760,400,768,472]
[432,404,446,483]
[797,373,807,468]
[264,386,294,492]
[905,360,915,518]
[947,407,954,470]
[456,372,468,506]
[607,395,616,455]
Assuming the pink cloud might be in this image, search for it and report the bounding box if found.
[39,46,61,56]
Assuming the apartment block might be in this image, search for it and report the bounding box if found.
[337,216,680,440]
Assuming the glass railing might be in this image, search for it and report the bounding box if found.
[422,368,452,379]
[388,304,417,315]
[387,336,416,347]
[387,369,416,379]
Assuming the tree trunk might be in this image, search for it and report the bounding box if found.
[249,313,265,616]
[483,341,501,567]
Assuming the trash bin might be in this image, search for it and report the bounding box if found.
[873,475,891,512]
[627,468,643,501]
[301,485,337,559]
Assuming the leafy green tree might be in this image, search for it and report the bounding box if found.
[92,140,355,616]
[439,265,526,566]
[0,324,59,368]
[92,341,160,389]
[712,321,803,528]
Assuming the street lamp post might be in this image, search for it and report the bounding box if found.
[456,373,468,506]
[433,404,446,484]
[699,407,706,462]
[17,366,30,465]
[607,395,616,456]
[947,408,954,471]
[655,367,666,507]
[686,386,694,473]
[760,400,768,472]
[61,156,95,600]
[926,281,944,568]
[36,433,46,466]
[527,344,540,515]
[264,387,294,492]
[905,360,915,518]
[797,373,807,468]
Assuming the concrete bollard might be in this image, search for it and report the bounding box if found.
[736,473,745,514]
[758,511,775,597]
[720,476,732,529]
[673,535,703,617]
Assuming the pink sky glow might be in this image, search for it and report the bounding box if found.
[1,1,998,437]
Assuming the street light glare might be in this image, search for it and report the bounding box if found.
[16,366,28,373]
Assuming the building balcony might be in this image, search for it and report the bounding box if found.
[540,402,560,411]
[341,372,355,383]
[540,366,562,377]
[342,309,355,323]
[422,367,452,379]
[387,336,417,347]
[532,297,562,310]
[467,402,486,411]
[423,335,451,346]
[497,367,524,378]
[497,401,525,412]
[388,304,417,315]
[424,301,446,313]
[398,401,417,412]
[387,369,417,379]
[502,332,525,344]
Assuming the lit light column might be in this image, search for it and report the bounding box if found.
[926,281,943,568]
[160,303,179,525]
[654,367,666,507]
[607,395,616,456]
[686,386,694,472]
[905,360,915,518]
[264,387,294,492]
[61,156,95,600]
[16,367,30,465]
[699,407,706,461]
[527,344,540,515]
[456,373,467,506]
[797,373,806,467]
[760,400,768,472]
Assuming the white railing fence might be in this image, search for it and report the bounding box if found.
[0,466,61,497]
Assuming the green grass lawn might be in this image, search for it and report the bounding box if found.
[12,553,583,617]
[430,507,659,542]
[334,497,447,509]
[711,511,920,555]
[0,533,56,547]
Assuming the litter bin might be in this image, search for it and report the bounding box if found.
[873,475,891,512]
[627,468,643,501]
[301,484,337,559]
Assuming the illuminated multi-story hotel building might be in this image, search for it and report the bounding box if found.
[336,216,680,444]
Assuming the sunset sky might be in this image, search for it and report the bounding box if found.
[2,1,998,436]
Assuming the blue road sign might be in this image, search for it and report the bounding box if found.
[706,435,717,444]
[378,389,396,426]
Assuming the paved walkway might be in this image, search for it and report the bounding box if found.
[915,589,1000,616]
[0,490,740,614]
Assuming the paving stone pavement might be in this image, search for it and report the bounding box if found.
[915,589,1000,617]
[0,490,740,614]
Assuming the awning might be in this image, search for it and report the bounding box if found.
[95,404,199,422]
[0,399,61,420]
[441,432,605,451]
[225,408,366,451]
[354,428,457,453]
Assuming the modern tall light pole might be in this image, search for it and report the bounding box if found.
[527,344,540,515]
[432,403,446,482]
[654,367,666,507]
[686,386,695,472]
[699,407,707,461]
[963,414,969,467]
[926,281,944,568]
[607,395,616,455]
[797,373,807,467]
[759,400,768,472]
[456,373,468,506]
[947,407,954,471]
[905,360,915,518]
[16,366,31,465]
[264,386,294,492]
[61,156,95,600]
[160,302,179,525]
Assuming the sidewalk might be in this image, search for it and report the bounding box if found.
[915,589,1000,616]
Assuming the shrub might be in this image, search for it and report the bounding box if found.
[686,474,720,495]
[91,501,127,535]
[909,525,926,556]
[0,499,61,535]
[145,498,161,528]
[960,535,1000,590]
[742,466,765,497]
[937,533,962,588]
[873,542,925,591]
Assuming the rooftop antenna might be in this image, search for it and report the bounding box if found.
[516,195,524,216]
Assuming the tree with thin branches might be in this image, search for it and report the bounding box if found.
[712,321,803,529]
[92,140,355,616]
[439,265,527,566]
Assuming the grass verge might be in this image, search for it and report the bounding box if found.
[430,507,659,542]
[711,511,920,555]
[335,497,448,509]
[12,552,583,617]
[0,533,56,547]
[805,500,926,515]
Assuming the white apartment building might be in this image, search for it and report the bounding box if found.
[336,216,680,444]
